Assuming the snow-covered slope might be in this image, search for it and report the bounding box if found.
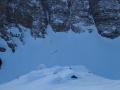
[1,25,120,84]
[0,65,120,90]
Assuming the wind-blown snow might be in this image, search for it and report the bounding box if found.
[0,65,120,90]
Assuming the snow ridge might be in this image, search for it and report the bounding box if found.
[0,65,120,90]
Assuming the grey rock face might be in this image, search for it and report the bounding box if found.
[47,0,70,32]
[70,0,94,33]
[0,0,120,52]
[47,0,94,33]
[90,0,120,39]
[31,0,48,38]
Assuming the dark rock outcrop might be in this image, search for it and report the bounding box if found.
[0,58,2,69]
[47,0,70,32]
[47,0,94,33]
[90,0,120,39]
[0,47,6,52]
[71,75,78,79]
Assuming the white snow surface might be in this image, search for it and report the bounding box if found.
[0,65,120,90]
[1,24,120,84]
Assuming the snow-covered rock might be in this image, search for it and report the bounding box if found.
[0,0,120,52]
[90,0,120,39]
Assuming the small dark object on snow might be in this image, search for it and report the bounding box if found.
[0,58,2,69]
[0,47,6,52]
[71,75,78,79]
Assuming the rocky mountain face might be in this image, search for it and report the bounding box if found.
[90,0,120,39]
[0,0,120,52]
